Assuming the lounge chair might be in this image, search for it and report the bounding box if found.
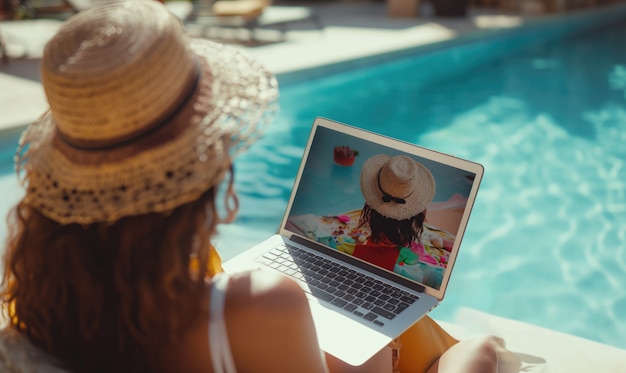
[21,0,111,19]
[187,0,323,42]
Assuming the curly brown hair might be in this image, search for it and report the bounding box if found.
[1,169,238,372]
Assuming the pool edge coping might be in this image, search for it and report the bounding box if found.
[276,3,626,86]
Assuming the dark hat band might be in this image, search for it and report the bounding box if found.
[377,169,410,204]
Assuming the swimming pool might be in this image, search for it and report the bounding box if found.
[222,8,626,350]
[1,5,625,351]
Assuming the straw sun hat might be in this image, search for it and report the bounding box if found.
[15,0,278,225]
[360,155,436,221]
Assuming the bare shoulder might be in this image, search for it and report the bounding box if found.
[224,270,328,373]
[223,269,312,338]
[160,270,326,373]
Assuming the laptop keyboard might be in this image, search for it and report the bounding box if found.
[254,243,418,327]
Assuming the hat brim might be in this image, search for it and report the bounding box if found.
[16,39,278,224]
[360,154,436,221]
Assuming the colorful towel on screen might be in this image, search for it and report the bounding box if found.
[287,209,455,289]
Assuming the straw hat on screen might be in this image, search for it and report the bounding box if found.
[360,155,435,221]
[15,0,278,225]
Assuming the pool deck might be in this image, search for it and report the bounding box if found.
[0,0,550,132]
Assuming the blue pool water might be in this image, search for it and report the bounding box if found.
[1,6,625,350]
[224,11,626,349]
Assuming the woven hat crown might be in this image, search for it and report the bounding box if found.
[379,156,418,200]
[360,155,436,221]
[42,0,196,149]
[16,0,278,225]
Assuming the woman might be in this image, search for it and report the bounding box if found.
[358,154,434,247]
[0,1,503,372]
[351,154,435,273]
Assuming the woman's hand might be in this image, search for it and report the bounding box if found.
[427,335,504,373]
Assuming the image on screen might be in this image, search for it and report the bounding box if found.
[284,126,476,290]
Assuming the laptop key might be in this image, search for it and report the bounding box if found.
[331,298,348,307]
[307,286,335,303]
[293,272,304,281]
[269,249,283,256]
[372,306,396,320]
[312,273,324,280]
[393,302,410,314]
[255,256,274,266]
[400,295,418,304]
[363,312,377,321]
[381,287,393,295]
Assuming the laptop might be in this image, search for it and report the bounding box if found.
[223,117,484,366]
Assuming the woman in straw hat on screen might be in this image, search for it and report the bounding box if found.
[358,154,436,248]
[0,1,504,372]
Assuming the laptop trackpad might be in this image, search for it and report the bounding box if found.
[309,301,392,367]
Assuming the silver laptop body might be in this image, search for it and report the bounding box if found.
[224,117,484,366]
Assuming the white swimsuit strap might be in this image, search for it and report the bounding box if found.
[208,273,237,373]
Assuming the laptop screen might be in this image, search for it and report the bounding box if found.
[280,118,483,299]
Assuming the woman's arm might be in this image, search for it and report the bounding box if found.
[225,270,329,373]
[160,270,329,373]
[426,336,500,373]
